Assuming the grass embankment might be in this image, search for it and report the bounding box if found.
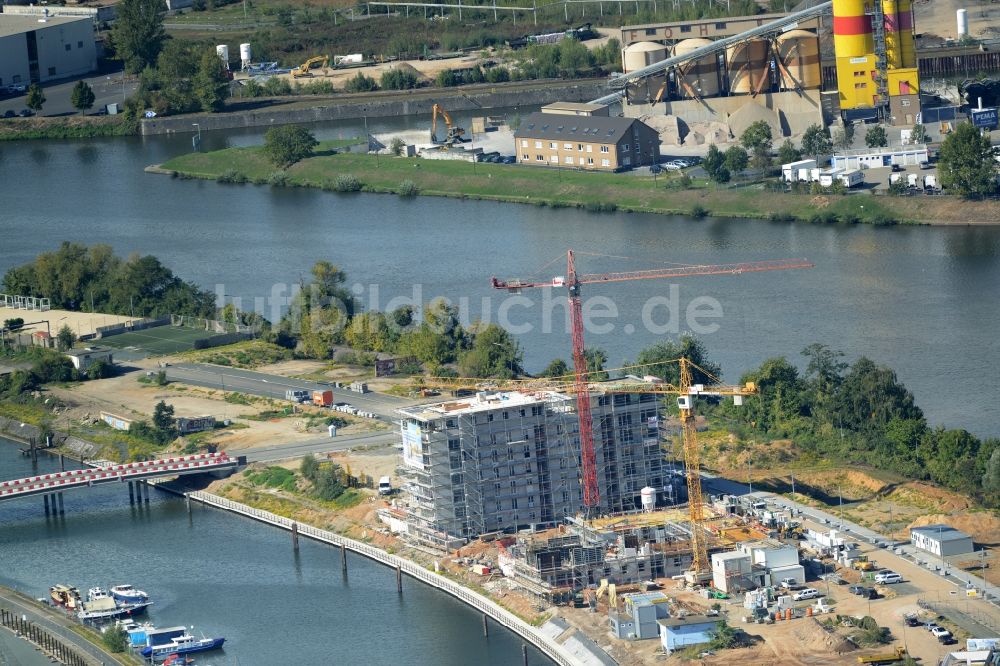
[160,144,999,225]
[181,340,293,368]
[0,115,138,141]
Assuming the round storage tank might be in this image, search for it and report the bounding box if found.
[833,0,874,59]
[239,43,252,66]
[216,44,230,68]
[957,8,968,37]
[640,486,656,512]
[897,0,916,68]
[726,39,770,95]
[622,41,669,74]
[674,38,720,98]
[776,30,822,90]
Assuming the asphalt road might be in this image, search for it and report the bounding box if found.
[0,68,138,118]
[239,429,398,463]
[162,362,417,422]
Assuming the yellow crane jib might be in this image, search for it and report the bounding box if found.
[430,103,466,144]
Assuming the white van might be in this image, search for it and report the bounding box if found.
[875,572,903,584]
[792,588,819,601]
[378,476,392,495]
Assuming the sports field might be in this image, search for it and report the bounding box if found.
[98,326,222,356]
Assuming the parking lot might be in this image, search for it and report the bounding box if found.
[0,67,139,118]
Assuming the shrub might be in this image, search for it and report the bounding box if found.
[268,171,290,186]
[398,180,419,197]
[389,137,405,156]
[332,174,362,192]
[381,68,419,90]
[690,204,709,219]
[262,77,292,96]
[296,80,335,95]
[217,169,248,184]
[344,72,378,93]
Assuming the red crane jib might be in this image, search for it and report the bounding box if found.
[490,252,814,509]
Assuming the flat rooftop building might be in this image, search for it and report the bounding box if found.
[0,14,97,87]
[910,524,975,557]
[398,389,671,544]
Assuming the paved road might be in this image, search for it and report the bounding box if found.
[0,68,139,117]
[239,429,398,463]
[0,586,120,666]
[163,362,417,422]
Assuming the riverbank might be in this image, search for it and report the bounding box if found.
[0,115,137,141]
[157,145,1000,225]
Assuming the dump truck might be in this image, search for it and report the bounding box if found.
[312,390,333,407]
[857,646,906,664]
[853,555,875,571]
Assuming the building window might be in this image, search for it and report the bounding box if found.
[715,22,726,29]
[855,82,867,89]
[550,155,558,163]
[623,156,631,166]
[78,41,84,48]
[563,143,572,149]
[520,139,528,148]
[600,146,609,153]
[549,142,556,149]
[564,156,573,164]
[680,25,691,33]
[601,159,610,167]
[579,157,586,165]
[448,438,460,451]
[522,154,529,161]
[65,44,72,51]
[577,144,583,151]
[48,67,56,76]
[645,28,656,35]
[622,144,629,151]
[536,155,544,161]
[535,141,542,149]
[587,158,594,165]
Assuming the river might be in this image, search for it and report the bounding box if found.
[0,439,549,665]
[0,113,998,439]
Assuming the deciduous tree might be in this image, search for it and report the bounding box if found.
[112,0,166,74]
[938,122,1000,198]
[26,84,45,112]
[263,124,318,167]
[865,125,888,149]
[801,124,832,160]
[70,81,95,115]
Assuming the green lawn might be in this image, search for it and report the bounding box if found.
[160,143,971,225]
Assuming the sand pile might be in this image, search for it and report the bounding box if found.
[909,512,1000,546]
[792,619,855,654]
[728,102,783,140]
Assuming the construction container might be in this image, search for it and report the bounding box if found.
[312,390,333,407]
[726,39,771,95]
[622,41,669,74]
[674,38,720,98]
[776,30,822,90]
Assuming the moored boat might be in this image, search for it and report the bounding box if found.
[77,587,152,621]
[110,584,148,604]
[49,584,81,610]
[140,627,225,659]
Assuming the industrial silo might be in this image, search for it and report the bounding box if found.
[216,44,230,69]
[833,0,873,60]
[895,0,916,69]
[622,41,669,74]
[726,39,771,95]
[674,38,720,98]
[776,30,821,90]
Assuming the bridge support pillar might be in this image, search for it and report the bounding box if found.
[291,522,299,550]
[341,544,347,575]
[128,481,135,504]
[59,454,65,471]
[43,494,50,514]
[482,614,489,637]
[186,493,192,514]
[142,481,150,503]
[57,492,64,514]
[522,643,528,665]
[396,565,402,594]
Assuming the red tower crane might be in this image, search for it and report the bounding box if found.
[491,250,813,511]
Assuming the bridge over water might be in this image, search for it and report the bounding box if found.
[0,451,242,514]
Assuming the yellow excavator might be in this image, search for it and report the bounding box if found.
[292,56,329,79]
[430,103,466,144]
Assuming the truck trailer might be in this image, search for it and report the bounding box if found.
[312,390,333,407]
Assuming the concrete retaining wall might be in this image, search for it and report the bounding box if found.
[141,80,609,135]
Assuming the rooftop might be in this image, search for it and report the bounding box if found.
[514,112,644,144]
[398,390,572,421]
[0,14,91,38]
[64,346,112,357]
[657,614,720,630]
[541,102,609,113]
[623,591,669,607]
[910,524,972,542]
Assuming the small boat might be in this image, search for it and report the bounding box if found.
[49,584,81,610]
[78,587,152,621]
[162,656,195,666]
[110,584,149,604]
[140,627,225,659]
[117,619,156,648]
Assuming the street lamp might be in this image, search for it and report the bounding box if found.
[192,123,202,152]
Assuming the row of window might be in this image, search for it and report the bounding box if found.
[64,41,85,51]
[642,22,724,36]
[520,140,612,153]
[524,154,612,167]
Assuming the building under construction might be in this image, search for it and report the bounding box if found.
[396,389,685,546]
[496,516,695,597]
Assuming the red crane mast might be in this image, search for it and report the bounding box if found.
[492,250,813,510]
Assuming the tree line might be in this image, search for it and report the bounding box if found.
[2,243,216,319]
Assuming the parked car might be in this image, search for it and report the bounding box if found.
[849,585,867,595]
[903,616,921,627]
[792,588,819,601]
[931,627,952,639]
[18,109,33,117]
[939,635,957,645]
[2,110,15,119]
[6,83,27,94]
[663,163,683,171]
[500,155,515,164]
[925,623,943,633]
[874,572,902,584]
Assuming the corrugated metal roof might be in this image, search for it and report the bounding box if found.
[514,112,644,144]
[910,524,972,542]
[0,14,90,38]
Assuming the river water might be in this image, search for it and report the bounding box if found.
[0,439,548,665]
[0,113,998,438]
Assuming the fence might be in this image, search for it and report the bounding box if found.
[170,315,258,335]
[918,597,1000,635]
[0,294,50,311]
[0,606,101,666]
[95,316,171,339]
[184,490,579,666]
